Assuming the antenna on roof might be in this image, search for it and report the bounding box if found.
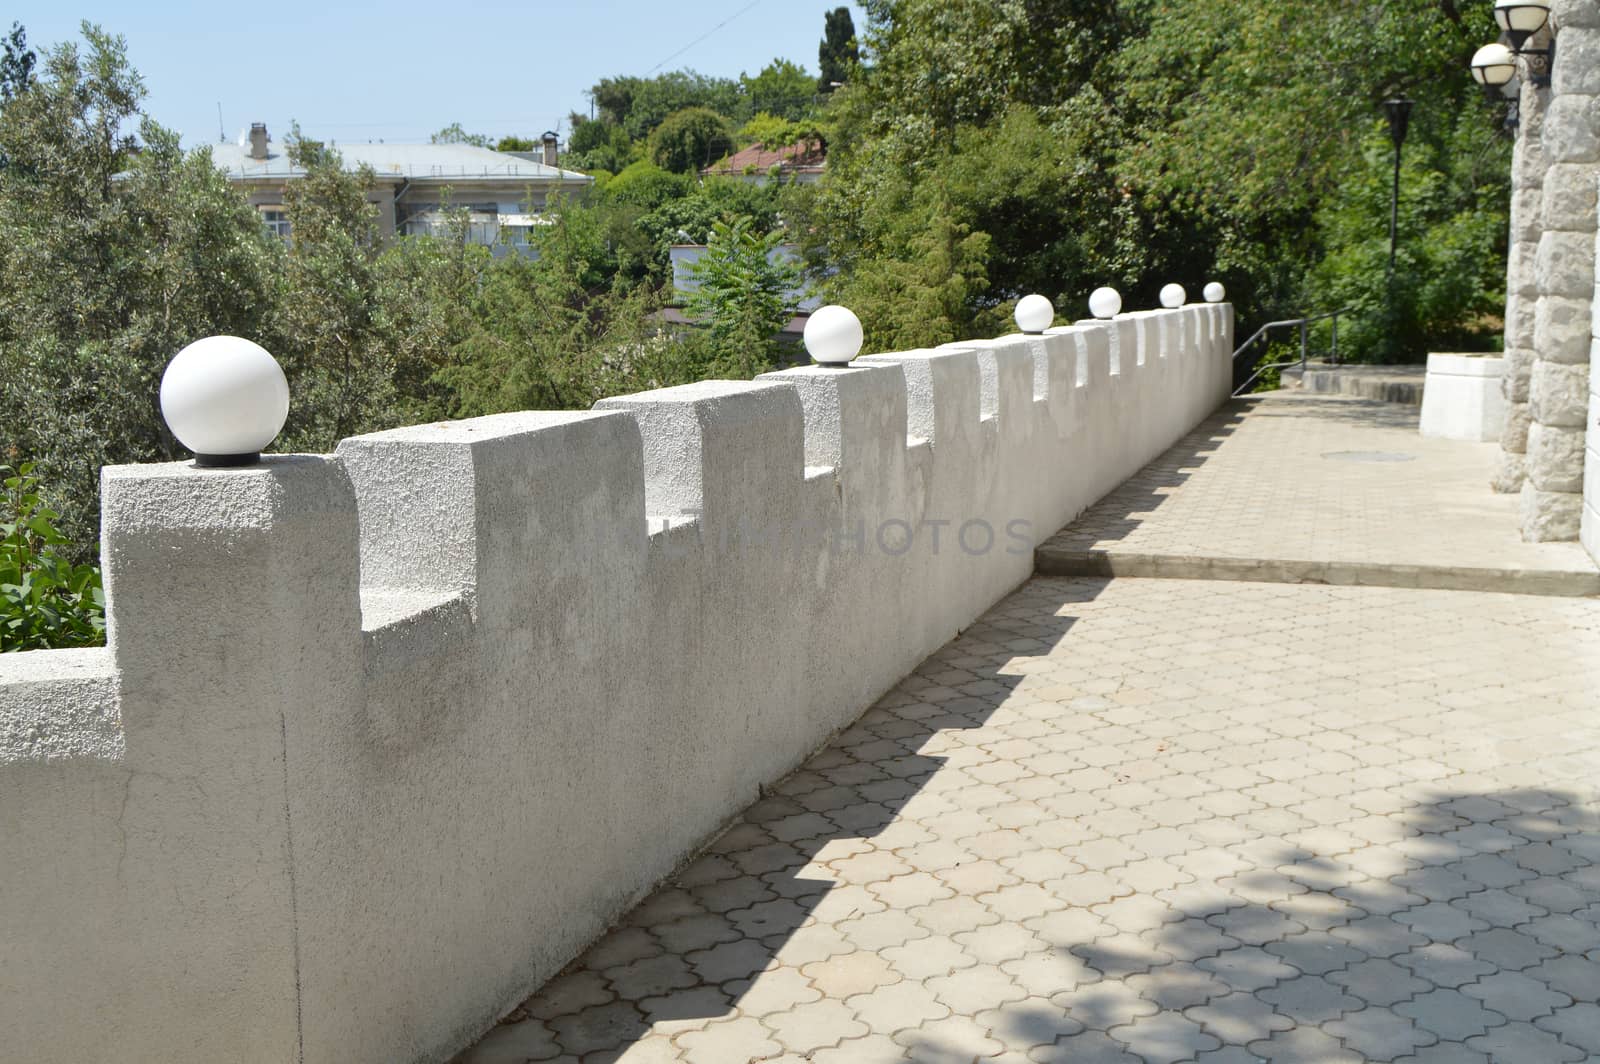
[216,103,225,144]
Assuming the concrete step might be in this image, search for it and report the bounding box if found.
[1280,362,1426,405]
[1035,546,1600,597]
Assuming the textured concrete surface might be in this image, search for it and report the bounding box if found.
[456,576,1600,1063]
[1036,392,1599,596]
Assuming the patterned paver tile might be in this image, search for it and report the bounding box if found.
[1394,988,1509,1042]
[1464,1020,1586,1061]
[1322,1006,1439,1061]
[453,576,1600,1063]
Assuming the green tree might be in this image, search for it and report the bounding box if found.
[272,129,396,449]
[683,218,801,377]
[742,58,815,121]
[802,0,1503,357]
[430,121,490,147]
[1,21,36,101]
[602,160,694,211]
[649,107,735,173]
[372,207,494,424]
[1305,116,1508,362]
[643,177,783,250]
[0,24,280,553]
[592,71,746,141]
[823,185,990,351]
[434,200,674,413]
[568,118,637,173]
[817,7,859,93]
[495,134,536,152]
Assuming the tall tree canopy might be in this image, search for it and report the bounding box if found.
[817,7,859,93]
[806,0,1508,360]
[1,22,35,101]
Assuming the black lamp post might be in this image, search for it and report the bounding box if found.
[1382,97,1413,280]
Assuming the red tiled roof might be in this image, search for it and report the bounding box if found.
[701,140,827,177]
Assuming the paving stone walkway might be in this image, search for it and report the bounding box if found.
[458,576,1600,1063]
[1035,393,1599,596]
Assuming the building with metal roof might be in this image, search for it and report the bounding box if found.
[213,124,593,255]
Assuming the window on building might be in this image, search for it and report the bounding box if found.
[259,207,291,241]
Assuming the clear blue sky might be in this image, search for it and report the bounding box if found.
[9,1,868,148]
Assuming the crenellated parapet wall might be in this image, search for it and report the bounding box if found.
[0,305,1232,1064]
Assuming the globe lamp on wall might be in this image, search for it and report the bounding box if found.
[1159,283,1187,309]
[160,336,290,467]
[1203,282,1227,303]
[805,305,864,367]
[1470,42,1517,91]
[1494,0,1549,50]
[1014,294,1054,334]
[1473,1,1552,89]
[1088,286,1122,320]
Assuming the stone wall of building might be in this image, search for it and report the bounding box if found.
[1494,70,1549,492]
[1585,174,1600,561]
[1521,3,1597,539]
[0,306,1233,1064]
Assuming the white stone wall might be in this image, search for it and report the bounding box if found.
[0,307,1233,1064]
[1520,3,1598,539]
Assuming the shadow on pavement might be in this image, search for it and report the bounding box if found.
[456,574,1599,1064]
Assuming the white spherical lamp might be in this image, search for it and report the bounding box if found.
[1088,286,1122,320]
[1203,282,1227,303]
[1469,42,1517,87]
[1159,283,1187,309]
[160,336,290,466]
[804,304,864,367]
[1494,0,1549,44]
[1014,294,1054,334]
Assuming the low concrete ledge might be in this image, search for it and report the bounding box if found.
[1035,546,1600,598]
[1419,353,1507,442]
[1282,362,1426,405]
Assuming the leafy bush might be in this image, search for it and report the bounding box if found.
[1,463,105,651]
[684,218,801,377]
[648,107,735,174]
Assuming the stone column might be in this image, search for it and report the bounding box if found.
[1493,70,1549,492]
[1521,4,1598,539]
[1585,188,1600,561]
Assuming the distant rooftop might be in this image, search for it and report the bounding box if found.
[211,138,592,184]
[700,139,827,179]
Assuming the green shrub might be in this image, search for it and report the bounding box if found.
[1,463,105,651]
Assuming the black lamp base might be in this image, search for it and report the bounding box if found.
[193,452,262,468]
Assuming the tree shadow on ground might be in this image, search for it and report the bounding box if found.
[1004,788,1600,1062]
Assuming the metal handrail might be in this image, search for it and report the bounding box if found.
[1231,307,1354,396]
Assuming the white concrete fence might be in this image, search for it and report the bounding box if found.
[0,305,1232,1064]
